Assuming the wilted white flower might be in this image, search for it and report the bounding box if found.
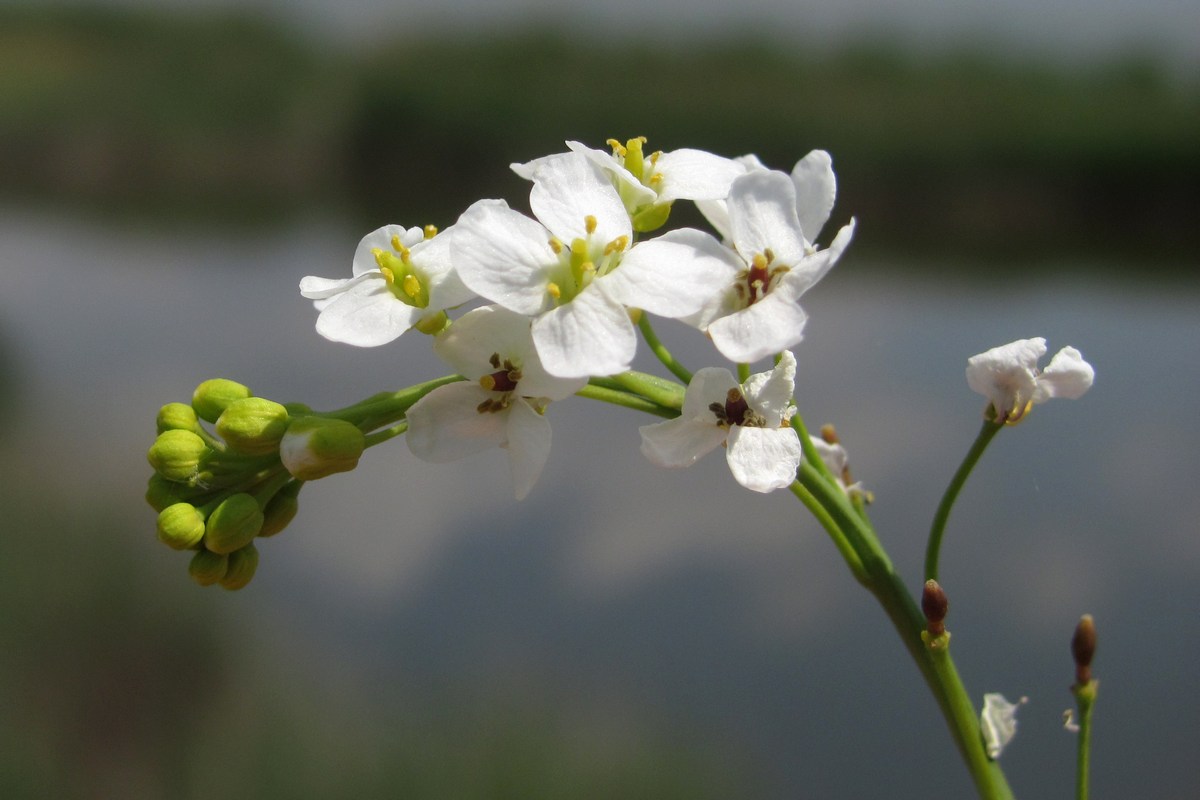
[981,693,1028,759]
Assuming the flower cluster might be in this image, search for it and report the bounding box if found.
[300,137,856,495]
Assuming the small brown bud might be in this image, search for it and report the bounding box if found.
[922,579,949,637]
[1071,614,1097,685]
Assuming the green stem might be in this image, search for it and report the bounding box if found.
[363,420,408,449]
[577,382,678,419]
[925,420,1003,583]
[636,314,693,384]
[608,370,686,411]
[1072,681,1097,800]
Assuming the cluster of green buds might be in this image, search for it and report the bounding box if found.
[146,378,366,589]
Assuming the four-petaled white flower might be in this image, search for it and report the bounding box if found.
[406,305,586,500]
[608,168,854,364]
[299,224,474,346]
[639,351,803,493]
[966,338,1094,424]
[515,137,748,232]
[453,153,644,379]
[981,693,1028,759]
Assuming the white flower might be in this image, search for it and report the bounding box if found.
[515,137,747,232]
[639,351,803,493]
[299,224,474,346]
[405,305,585,500]
[452,153,644,379]
[607,168,854,364]
[981,693,1028,759]
[966,338,1094,423]
[808,435,869,499]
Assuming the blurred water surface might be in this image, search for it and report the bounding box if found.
[1,207,1197,798]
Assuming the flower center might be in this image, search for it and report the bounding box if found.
[708,388,766,429]
[732,249,790,307]
[477,353,522,413]
[373,228,437,309]
[544,215,629,305]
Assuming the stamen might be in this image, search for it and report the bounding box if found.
[584,215,597,235]
[423,225,437,239]
[547,282,561,299]
[402,274,422,300]
[391,235,404,252]
[548,238,563,255]
[723,388,750,426]
[606,138,627,157]
[604,235,629,256]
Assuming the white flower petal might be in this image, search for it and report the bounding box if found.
[605,229,741,318]
[434,305,536,379]
[531,285,636,378]
[680,367,740,417]
[707,293,809,364]
[409,228,476,311]
[639,415,728,468]
[406,383,507,462]
[777,217,856,299]
[313,277,420,347]
[726,426,803,492]
[1036,346,1094,402]
[352,225,425,277]
[299,273,373,301]
[790,150,837,242]
[742,350,796,426]
[981,693,1027,759]
[728,170,809,265]
[652,148,747,202]
[564,141,657,208]
[504,399,553,500]
[453,199,559,316]
[528,153,632,244]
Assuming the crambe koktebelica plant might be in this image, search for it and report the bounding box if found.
[144,137,1099,799]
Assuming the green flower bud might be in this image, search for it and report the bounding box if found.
[189,549,228,587]
[220,543,259,590]
[148,429,209,482]
[156,502,207,550]
[156,402,199,434]
[259,482,301,538]
[204,493,263,554]
[215,397,290,456]
[192,378,251,424]
[632,202,671,233]
[146,473,193,512]
[279,417,365,480]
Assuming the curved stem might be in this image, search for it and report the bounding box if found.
[576,382,677,418]
[636,314,693,384]
[925,420,1003,583]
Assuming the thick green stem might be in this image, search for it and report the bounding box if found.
[925,420,1003,582]
[576,382,678,418]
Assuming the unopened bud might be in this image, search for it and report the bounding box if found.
[192,378,251,423]
[204,493,263,554]
[632,202,671,233]
[156,402,199,434]
[148,429,209,482]
[215,397,290,456]
[189,549,228,587]
[279,417,365,480]
[259,482,301,537]
[220,543,259,590]
[156,502,207,550]
[1071,614,1097,685]
[922,579,949,637]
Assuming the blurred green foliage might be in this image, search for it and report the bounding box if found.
[1,4,1197,264]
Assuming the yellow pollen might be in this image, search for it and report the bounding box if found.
[649,150,662,165]
[402,274,421,299]
[606,138,627,157]
[479,375,497,391]
[752,252,770,270]
[390,235,403,252]
[604,235,629,256]
[548,238,563,255]
[423,225,437,239]
[584,215,597,235]
[547,282,561,299]
[379,265,395,284]
[649,174,664,188]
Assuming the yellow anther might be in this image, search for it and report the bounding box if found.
[548,238,563,255]
[763,248,775,264]
[649,174,664,188]
[580,261,596,274]
[547,282,561,299]
[751,252,770,271]
[649,150,662,165]
[584,215,597,235]
[402,274,422,300]
[606,138,627,157]
[479,375,497,391]
[372,247,388,270]
[604,235,629,255]
[391,235,403,252]
[423,224,437,239]
[379,265,395,284]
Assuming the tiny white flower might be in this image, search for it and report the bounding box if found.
[607,169,854,364]
[639,351,803,493]
[966,338,1094,423]
[515,137,748,232]
[299,224,474,346]
[981,693,1028,759]
[453,153,643,378]
[405,306,585,500]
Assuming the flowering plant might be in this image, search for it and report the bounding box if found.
[144,137,1098,798]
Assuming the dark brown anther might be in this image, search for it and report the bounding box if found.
[1071,614,1096,685]
[922,579,949,637]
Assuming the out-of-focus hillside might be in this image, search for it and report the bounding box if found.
[2,5,1197,269]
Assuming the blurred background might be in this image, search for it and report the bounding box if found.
[1,1,1197,797]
